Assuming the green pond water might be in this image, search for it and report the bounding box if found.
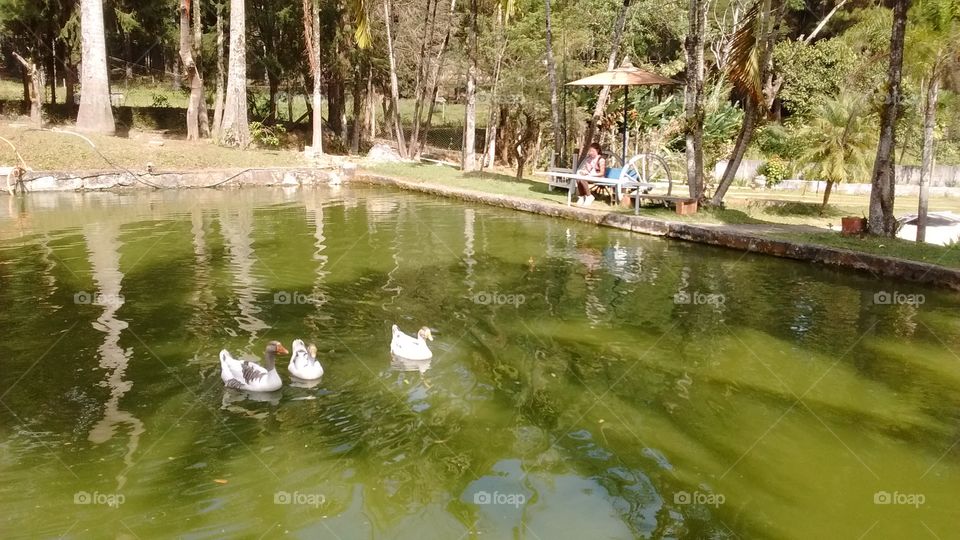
[1,186,959,539]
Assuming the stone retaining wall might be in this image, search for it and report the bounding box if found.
[9,167,343,192]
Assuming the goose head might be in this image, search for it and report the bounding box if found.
[307,344,318,358]
[418,327,434,341]
[264,341,289,369]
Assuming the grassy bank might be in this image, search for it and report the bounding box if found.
[0,123,306,170]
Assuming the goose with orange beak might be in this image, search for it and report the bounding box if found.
[220,341,289,392]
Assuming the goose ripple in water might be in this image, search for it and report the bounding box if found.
[390,325,433,361]
[288,338,324,380]
[219,341,289,392]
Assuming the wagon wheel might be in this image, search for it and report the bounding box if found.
[621,154,674,207]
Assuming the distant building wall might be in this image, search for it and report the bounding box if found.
[715,160,960,187]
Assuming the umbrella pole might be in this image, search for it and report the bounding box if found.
[622,86,629,164]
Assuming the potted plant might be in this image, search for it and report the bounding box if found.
[841,215,866,236]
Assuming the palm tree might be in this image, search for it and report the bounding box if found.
[76,0,115,134]
[908,0,959,241]
[797,96,876,213]
[219,0,250,147]
[867,0,909,236]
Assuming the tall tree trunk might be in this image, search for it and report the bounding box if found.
[76,0,115,134]
[867,0,908,236]
[579,0,631,163]
[384,0,408,157]
[180,0,203,141]
[219,0,250,147]
[212,0,226,137]
[917,73,941,243]
[364,68,376,139]
[49,38,58,104]
[544,0,564,165]
[684,0,707,199]
[194,0,210,137]
[462,0,479,171]
[13,53,42,126]
[303,0,324,154]
[351,69,363,154]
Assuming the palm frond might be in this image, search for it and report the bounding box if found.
[725,1,764,104]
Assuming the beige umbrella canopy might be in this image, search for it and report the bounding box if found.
[567,59,679,161]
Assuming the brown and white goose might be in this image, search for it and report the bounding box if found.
[220,341,288,392]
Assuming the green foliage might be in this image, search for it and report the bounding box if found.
[797,95,877,185]
[773,38,858,119]
[758,156,790,187]
[249,121,287,148]
[754,123,803,160]
[151,93,170,108]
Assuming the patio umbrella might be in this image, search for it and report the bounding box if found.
[566,59,679,163]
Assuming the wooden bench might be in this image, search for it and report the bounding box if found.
[630,194,698,215]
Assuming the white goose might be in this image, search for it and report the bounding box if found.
[390,325,433,361]
[220,341,288,392]
[288,338,324,380]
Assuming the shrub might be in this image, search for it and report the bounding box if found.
[250,121,287,148]
[758,156,790,187]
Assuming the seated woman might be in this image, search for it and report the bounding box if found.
[575,143,606,207]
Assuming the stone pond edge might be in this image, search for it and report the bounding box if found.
[358,172,960,293]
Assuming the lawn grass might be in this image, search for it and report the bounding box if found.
[767,231,960,269]
[0,123,306,170]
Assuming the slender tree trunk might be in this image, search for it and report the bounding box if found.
[480,39,507,170]
[545,0,564,165]
[917,73,941,243]
[364,68,376,139]
[194,0,210,137]
[212,0,226,138]
[303,0,324,154]
[462,0,479,171]
[821,179,834,213]
[180,0,203,141]
[710,0,781,205]
[407,0,437,151]
[76,0,115,134]
[580,0,631,163]
[867,0,908,236]
[684,0,707,199]
[49,38,58,104]
[384,0,408,157]
[413,0,457,157]
[351,69,363,154]
[219,0,250,147]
